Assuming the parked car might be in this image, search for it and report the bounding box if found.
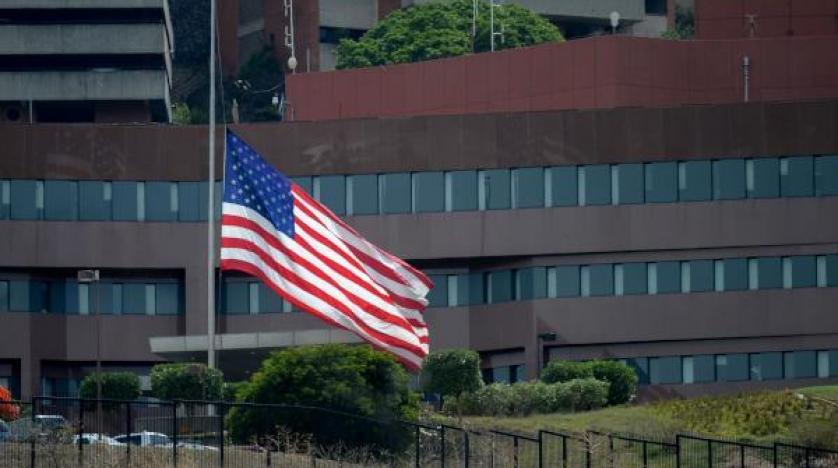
[72,433,125,446]
[113,432,217,451]
[34,415,68,431]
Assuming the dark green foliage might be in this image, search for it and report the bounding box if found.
[222,381,247,402]
[169,0,210,66]
[226,344,419,451]
[661,5,695,40]
[150,363,223,401]
[336,0,563,69]
[79,372,141,404]
[226,47,284,122]
[447,379,609,416]
[542,360,636,405]
[420,349,483,399]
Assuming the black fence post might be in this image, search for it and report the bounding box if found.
[77,398,84,465]
[772,442,778,468]
[537,431,543,468]
[218,402,226,468]
[740,444,745,467]
[464,430,470,468]
[126,402,132,464]
[608,435,614,468]
[440,426,446,468]
[707,440,712,468]
[562,435,567,468]
[514,435,520,468]
[675,436,681,468]
[805,447,811,468]
[414,426,420,468]
[642,440,648,468]
[30,396,37,468]
[172,400,178,468]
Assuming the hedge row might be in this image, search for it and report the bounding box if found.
[444,379,609,417]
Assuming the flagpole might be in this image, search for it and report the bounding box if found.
[207,0,217,370]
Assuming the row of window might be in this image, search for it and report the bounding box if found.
[426,254,838,307]
[622,349,838,385]
[1,155,837,221]
[0,278,183,315]
[482,364,527,385]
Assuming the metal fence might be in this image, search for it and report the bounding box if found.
[0,397,836,467]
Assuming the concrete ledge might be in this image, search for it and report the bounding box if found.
[0,70,169,101]
[0,0,166,8]
[0,24,169,55]
[149,329,362,354]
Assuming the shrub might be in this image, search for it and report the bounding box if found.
[150,363,223,401]
[222,381,247,402]
[226,344,419,451]
[79,372,141,403]
[446,378,608,417]
[420,349,483,404]
[542,360,636,405]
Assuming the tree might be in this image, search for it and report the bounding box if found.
[420,349,483,409]
[541,360,637,405]
[150,363,223,401]
[226,344,419,451]
[336,0,564,69]
[661,5,695,40]
[79,372,141,401]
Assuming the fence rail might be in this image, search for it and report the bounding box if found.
[0,397,835,467]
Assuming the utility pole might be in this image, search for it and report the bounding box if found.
[207,0,217,370]
[77,270,101,433]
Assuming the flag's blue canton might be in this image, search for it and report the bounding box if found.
[224,131,295,238]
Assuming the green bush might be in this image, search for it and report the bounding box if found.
[447,378,608,417]
[79,372,141,408]
[542,360,636,405]
[150,363,223,401]
[420,349,483,403]
[222,381,247,402]
[226,344,419,451]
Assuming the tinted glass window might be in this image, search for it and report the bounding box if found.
[826,255,838,287]
[112,181,140,221]
[587,264,614,297]
[487,270,513,303]
[815,155,838,196]
[379,173,410,214]
[10,180,41,220]
[554,266,580,298]
[626,357,649,384]
[785,350,817,379]
[649,357,681,384]
[653,261,681,294]
[645,162,677,203]
[757,257,783,289]
[466,273,484,305]
[480,169,511,210]
[177,182,201,222]
[348,174,378,215]
[717,354,748,381]
[723,258,748,291]
[621,262,647,295]
[155,283,180,315]
[145,182,177,221]
[513,168,544,208]
[48,280,66,314]
[316,175,346,215]
[0,180,9,219]
[581,165,611,206]
[713,159,746,200]
[615,164,644,204]
[100,282,122,315]
[426,274,448,307]
[44,181,78,221]
[516,267,547,300]
[79,181,111,221]
[223,282,249,315]
[9,281,29,312]
[747,158,780,198]
[781,156,814,197]
[750,352,783,380]
[446,171,478,212]
[0,281,8,311]
[548,166,577,207]
[790,255,817,288]
[692,355,716,383]
[687,260,714,293]
[290,176,313,195]
[258,283,284,313]
[679,160,712,201]
[412,172,444,213]
[122,284,147,315]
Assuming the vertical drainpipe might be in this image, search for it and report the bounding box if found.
[742,56,751,103]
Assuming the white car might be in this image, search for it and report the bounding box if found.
[113,431,217,451]
[72,433,125,446]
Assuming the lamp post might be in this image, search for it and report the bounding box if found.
[536,332,557,378]
[77,269,101,433]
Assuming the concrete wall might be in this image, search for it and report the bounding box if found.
[0,0,165,8]
[0,24,168,55]
[695,0,838,39]
[320,0,378,30]
[0,70,170,102]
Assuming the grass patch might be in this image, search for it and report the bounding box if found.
[796,385,838,402]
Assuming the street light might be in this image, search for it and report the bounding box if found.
[77,269,101,433]
[536,332,557,378]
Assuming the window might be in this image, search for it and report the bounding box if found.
[781,156,814,197]
[515,267,547,300]
[747,158,780,198]
[580,165,611,206]
[716,354,749,381]
[684,260,714,293]
[721,258,748,291]
[583,264,613,297]
[787,255,817,288]
[713,159,746,200]
[553,266,580,298]
[177,182,202,222]
[512,168,544,208]
[445,171,478,212]
[479,169,511,210]
[155,283,180,315]
[754,257,783,289]
[649,261,681,294]
[826,255,838,287]
[79,181,111,221]
[112,181,142,221]
[679,160,712,201]
[145,182,177,222]
[122,284,147,315]
[0,180,9,219]
[626,357,649,384]
[784,351,817,379]
[10,180,41,220]
[815,155,838,196]
[447,275,468,307]
[645,162,677,203]
[0,280,7,311]
[223,282,249,315]
[649,357,681,384]
[315,175,346,215]
[290,176,313,195]
[692,355,716,383]
[379,173,410,214]
[616,262,647,295]
[467,273,484,305]
[258,283,284,313]
[426,274,448,307]
[486,270,513,303]
[614,164,644,204]
[412,172,444,213]
[547,166,577,207]
[348,174,378,215]
[750,352,783,380]
[44,181,78,221]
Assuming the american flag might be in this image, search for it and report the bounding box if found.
[219,130,431,370]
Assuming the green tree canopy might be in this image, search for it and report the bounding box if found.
[79,372,141,401]
[150,363,223,401]
[420,349,483,399]
[226,344,419,450]
[336,0,563,69]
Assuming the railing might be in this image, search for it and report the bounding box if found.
[0,397,835,467]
